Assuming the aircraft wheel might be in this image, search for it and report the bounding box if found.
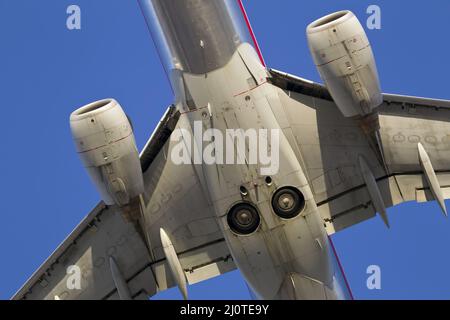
[272,187,305,219]
[227,203,260,235]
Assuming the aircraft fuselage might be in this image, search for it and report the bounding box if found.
[139,0,349,300]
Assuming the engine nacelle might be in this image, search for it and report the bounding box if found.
[70,99,144,207]
[307,10,383,118]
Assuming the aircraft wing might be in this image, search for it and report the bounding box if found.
[269,69,450,234]
[13,106,235,300]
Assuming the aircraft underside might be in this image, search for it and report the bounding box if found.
[11,0,450,301]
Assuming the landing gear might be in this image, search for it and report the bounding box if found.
[227,203,260,235]
[271,187,305,219]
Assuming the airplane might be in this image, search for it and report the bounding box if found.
[12,0,450,300]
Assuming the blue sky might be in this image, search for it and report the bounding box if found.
[0,0,449,300]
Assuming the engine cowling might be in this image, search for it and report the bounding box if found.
[70,99,144,207]
[307,10,383,118]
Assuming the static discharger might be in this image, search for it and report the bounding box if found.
[160,228,188,300]
[358,155,390,228]
[418,143,448,217]
[109,256,132,300]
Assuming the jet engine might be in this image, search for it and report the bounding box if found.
[70,99,144,207]
[306,10,383,118]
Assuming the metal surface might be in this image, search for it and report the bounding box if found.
[160,228,188,300]
[109,257,132,300]
[138,0,251,75]
[139,105,180,173]
[358,155,389,228]
[275,72,450,235]
[418,143,448,216]
[70,99,144,206]
[306,11,383,118]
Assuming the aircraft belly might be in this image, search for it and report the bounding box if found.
[177,44,338,300]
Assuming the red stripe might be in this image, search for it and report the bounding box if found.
[77,132,133,154]
[233,80,268,97]
[237,0,266,67]
[328,236,354,300]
